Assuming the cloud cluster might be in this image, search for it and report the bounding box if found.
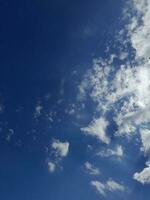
[97,145,123,158]
[125,0,150,184]
[91,179,125,196]
[80,58,150,138]
[47,139,69,173]
[78,0,150,187]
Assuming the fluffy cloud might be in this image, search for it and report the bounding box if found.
[133,162,150,184]
[81,117,110,144]
[97,145,123,158]
[84,162,100,175]
[47,139,69,173]
[52,139,69,157]
[91,179,125,196]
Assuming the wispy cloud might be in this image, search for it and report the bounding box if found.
[48,161,56,173]
[97,145,123,158]
[91,179,125,196]
[84,162,100,175]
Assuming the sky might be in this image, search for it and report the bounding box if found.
[0,0,150,199]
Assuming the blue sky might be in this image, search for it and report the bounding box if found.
[0,0,150,199]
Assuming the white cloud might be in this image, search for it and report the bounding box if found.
[91,181,106,196]
[84,162,100,175]
[77,0,150,141]
[140,129,150,156]
[122,1,150,185]
[78,50,150,138]
[106,179,125,192]
[119,52,128,60]
[47,139,69,173]
[133,162,150,184]
[91,179,125,196]
[81,117,110,144]
[52,139,69,157]
[127,0,150,59]
[77,0,150,186]
[97,145,123,158]
[48,161,56,173]
[133,129,150,183]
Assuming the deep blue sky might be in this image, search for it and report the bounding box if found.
[1,0,149,200]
